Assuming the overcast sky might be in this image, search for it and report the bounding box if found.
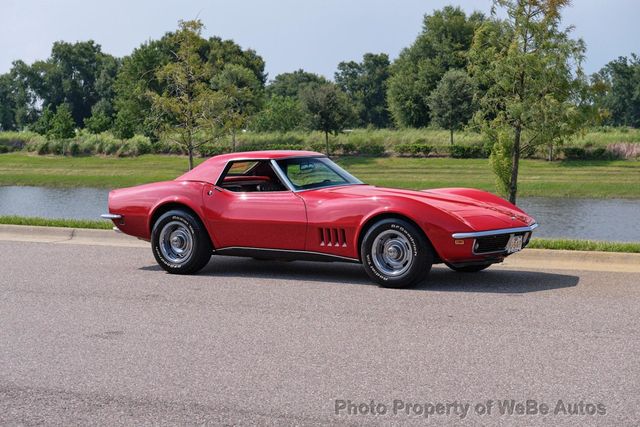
[2,0,638,81]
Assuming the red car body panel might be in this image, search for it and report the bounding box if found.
[106,150,537,265]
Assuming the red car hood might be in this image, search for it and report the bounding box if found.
[316,185,535,230]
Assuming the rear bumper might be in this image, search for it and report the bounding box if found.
[100,213,122,220]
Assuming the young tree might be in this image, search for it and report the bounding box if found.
[387,6,485,127]
[469,0,591,204]
[150,20,228,170]
[48,104,75,139]
[427,69,475,144]
[335,53,391,128]
[299,83,354,156]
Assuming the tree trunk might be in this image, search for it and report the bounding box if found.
[232,130,237,152]
[324,131,330,156]
[450,128,454,145]
[188,147,194,171]
[509,125,522,205]
[548,144,554,161]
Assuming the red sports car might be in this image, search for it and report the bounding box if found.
[102,150,538,288]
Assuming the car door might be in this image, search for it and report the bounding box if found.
[202,160,307,250]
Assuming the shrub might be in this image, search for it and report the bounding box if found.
[127,135,152,155]
[36,141,50,155]
[357,140,386,156]
[562,146,620,160]
[395,142,433,157]
[561,147,586,159]
[66,141,81,156]
[336,142,357,155]
[450,144,488,158]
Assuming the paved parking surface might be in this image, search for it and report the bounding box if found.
[1,240,639,425]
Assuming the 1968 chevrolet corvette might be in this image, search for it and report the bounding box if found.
[102,150,538,288]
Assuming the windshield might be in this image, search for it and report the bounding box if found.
[276,157,363,191]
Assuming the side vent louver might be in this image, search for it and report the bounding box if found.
[319,227,347,247]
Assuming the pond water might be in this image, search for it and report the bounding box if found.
[0,186,638,242]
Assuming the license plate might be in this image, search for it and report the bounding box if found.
[506,234,523,254]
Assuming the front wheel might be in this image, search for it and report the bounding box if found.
[445,262,492,273]
[151,209,212,274]
[360,219,433,288]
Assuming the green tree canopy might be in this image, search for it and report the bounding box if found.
[250,95,305,133]
[592,54,640,128]
[335,53,391,128]
[427,69,475,144]
[387,6,485,127]
[267,70,328,99]
[114,28,265,139]
[26,41,119,127]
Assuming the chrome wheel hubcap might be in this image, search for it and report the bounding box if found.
[159,221,193,265]
[371,230,414,277]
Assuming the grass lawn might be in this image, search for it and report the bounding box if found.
[1,153,639,198]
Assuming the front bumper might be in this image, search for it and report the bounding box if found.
[451,223,538,256]
[451,223,539,239]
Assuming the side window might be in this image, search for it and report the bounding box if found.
[217,160,288,193]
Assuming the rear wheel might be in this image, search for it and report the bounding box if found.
[445,262,492,273]
[360,219,433,288]
[151,209,212,274]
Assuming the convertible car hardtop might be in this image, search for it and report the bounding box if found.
[103,150,538,288]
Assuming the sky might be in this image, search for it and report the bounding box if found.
[2,0,639,81]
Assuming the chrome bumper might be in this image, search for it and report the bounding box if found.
[451,223,539,239]
[101,213,122,220]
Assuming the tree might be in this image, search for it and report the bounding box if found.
[387,6,485,127]
[469,0,592,204]
[26,41,119,128]
[84,111,112,134]
[592,54,640,127]
[251,95,305,133]
[212,63,263,151]
[114,28,265,139]
[335,53,391,128]
[0,74,18,130]
[299,83,354,155]
[150,20,228,170]
[427,69,475,144]
[48,104,76,139]
[267,70,328,99]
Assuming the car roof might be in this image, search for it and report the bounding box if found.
[176,150,325,184]
[212,150,324,162]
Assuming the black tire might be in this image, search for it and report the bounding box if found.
[445,262,492,273]
[360,218,433,288]
[151,209,212,274]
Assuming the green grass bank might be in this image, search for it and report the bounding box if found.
[1,153,639,198]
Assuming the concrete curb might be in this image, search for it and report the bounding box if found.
[0,224,148,248]
[1,224,639,272]
[503,248,640,273]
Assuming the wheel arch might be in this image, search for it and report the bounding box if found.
[149,202,214,248]
[356,212,442,263]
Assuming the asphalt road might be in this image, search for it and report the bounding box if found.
[1,240,639,426]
